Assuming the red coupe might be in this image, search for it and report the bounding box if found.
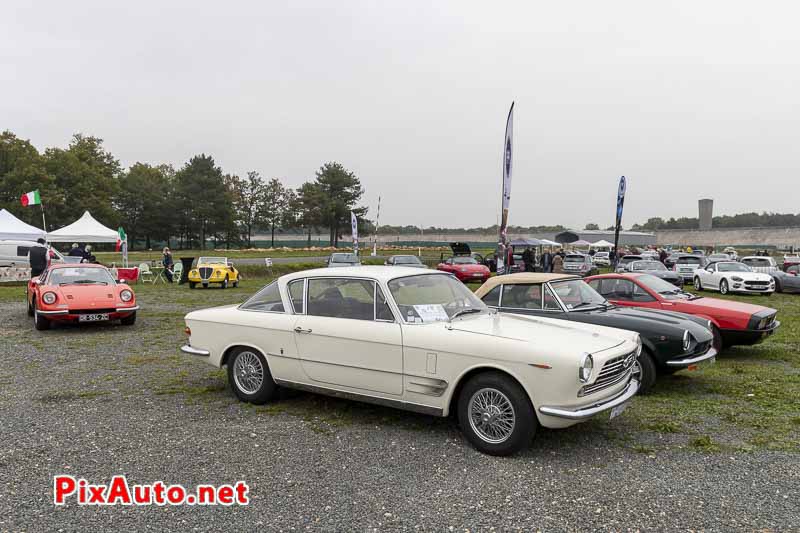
[437,256,491,283]
[27,264,139,330]
[585,272,779,350]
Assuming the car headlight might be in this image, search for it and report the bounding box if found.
[120,289,133,302]
[731,276,744,282]
[635,335,643,356]
[707,320,714,331]
[683,330,691,352]
[42,291,57,304]
[579,353,594,383]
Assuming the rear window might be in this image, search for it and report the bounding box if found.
[16,246,32,257]
[564,256,585,263]
[677,256,702,265]
[742,258,771,267]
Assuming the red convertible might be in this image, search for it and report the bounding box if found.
[585,273,779,350]
[27,264,139,330]
[437,256,490,283]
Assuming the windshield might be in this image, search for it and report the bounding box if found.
[620,256,641,264]
[331,254,358,263]
[564,255,585,263]
[717,262,751,272]
[595,252,609,258]
[49,267,115,285]
[199,257,227,265]
[549,279,607,310]
[708,254,729,261]
[388,274,486,323]
[452,256,478,265]
[742,258,772,267]
[632,261,666,271]
[635,274,689,299]
[393,256,422,265]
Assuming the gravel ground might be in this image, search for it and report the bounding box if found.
[0,286,798,532]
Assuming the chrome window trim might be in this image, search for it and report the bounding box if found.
[301,276,399,324]
[288,278,307,315]
[238,281,286,314]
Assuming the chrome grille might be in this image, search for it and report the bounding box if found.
[745,280,769,287]
[579,351,636,397]
[199,267,212,280]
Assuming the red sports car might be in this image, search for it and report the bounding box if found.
[437,256,491,283]
[585,273,779,350]
[27,264,139,330]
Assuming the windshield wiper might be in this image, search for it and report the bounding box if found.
[570,302,600,310]
[450,308,483,320]
[60,280,106,285]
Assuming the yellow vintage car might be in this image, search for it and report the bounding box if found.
[188,257,240,289]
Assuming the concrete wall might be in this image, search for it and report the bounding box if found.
[656,226,800,248]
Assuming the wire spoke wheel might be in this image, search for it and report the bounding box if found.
[468,388,516,444]
[233,351,264,395]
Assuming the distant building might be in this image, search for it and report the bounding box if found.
[699,199,713,230]
[554,229,656,247]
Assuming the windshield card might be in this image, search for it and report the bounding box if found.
[413,304,449,323]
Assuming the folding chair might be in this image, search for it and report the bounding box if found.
[171,262,183,283]
[139,263,155,284]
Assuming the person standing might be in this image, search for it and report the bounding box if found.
[162,247,175,283]
[552,252,564,273]
[29,238,49,277]
[68,243,84,258]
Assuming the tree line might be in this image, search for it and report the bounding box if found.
[631,212,800,231]
[0,131,370,249]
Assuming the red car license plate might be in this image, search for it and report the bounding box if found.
[78,313,109,322]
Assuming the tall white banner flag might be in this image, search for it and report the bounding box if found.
[351,211,358,255]
[497,101,514,274]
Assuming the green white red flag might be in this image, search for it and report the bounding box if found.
[116,227,127,252]
[20,190,41,207]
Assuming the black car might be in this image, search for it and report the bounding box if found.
[625,260,683,287]
[474,273,716,393]
[385,255,427,268]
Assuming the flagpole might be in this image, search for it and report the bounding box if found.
[41,204,47,233]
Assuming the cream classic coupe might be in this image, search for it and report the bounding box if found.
[181,267,641,455]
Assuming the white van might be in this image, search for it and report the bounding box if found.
[0,240,65,267]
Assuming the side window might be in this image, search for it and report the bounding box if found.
[543,285,561,311]
[288,279,305,314]
[375,285,395,321]
[240,282,285,312]
[587,279,602,293]
[481,285,501,307]
[609,279,636,301]
[17,246,31,257]
[307,278,375,321]
[502,284,542,309]
[632,283,655,302]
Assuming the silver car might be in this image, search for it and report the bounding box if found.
[326,253,361,268]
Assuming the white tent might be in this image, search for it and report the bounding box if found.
[0,208,46,241]
[592,239,615,248]
[47,211,119,243]
[538,238,560,246]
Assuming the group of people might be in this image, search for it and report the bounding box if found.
[68,243,96,263]
[512,247,568,273]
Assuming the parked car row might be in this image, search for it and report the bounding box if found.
[179,264,780,457]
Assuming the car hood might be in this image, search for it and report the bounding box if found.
[447,312,634,356]
[648,270,679,279]
[722,272,772,281]
[52,284,120,305]
[676,296,775,317]
[575,306,712,340]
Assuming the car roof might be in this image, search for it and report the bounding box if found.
[281,265,448,283]
[474,273,578,296]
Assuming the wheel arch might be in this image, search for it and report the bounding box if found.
[444,364,535,419]
[220,342,268,368]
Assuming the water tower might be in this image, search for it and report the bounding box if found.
[699,199,713,230]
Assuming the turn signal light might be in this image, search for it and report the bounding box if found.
[184,327,191,336]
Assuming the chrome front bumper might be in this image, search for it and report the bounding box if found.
[36,305,139,315]
[665,346,718,367]
[539,379,639,420]
[180,344,210,357]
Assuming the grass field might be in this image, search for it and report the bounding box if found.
[2,263,797,454]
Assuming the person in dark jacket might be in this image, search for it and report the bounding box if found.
[162,247,175,283]
[29,238,49,277]
[68,243,84,258]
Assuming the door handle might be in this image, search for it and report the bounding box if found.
[294,326,312,334]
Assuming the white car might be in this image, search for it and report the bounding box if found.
[0,240,64,267]
[693,261,775,295]
[592,251,610,266]
[181,267,641,456]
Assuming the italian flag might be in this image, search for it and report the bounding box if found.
[20,190,41,207]
[116,227,127,252]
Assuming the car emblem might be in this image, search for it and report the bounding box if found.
[624,354,635,368]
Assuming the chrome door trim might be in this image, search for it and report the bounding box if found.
[273,378,443,417]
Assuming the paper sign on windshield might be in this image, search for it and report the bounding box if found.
[413,304,449,323]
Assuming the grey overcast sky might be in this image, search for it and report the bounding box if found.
[2,1,798,229]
